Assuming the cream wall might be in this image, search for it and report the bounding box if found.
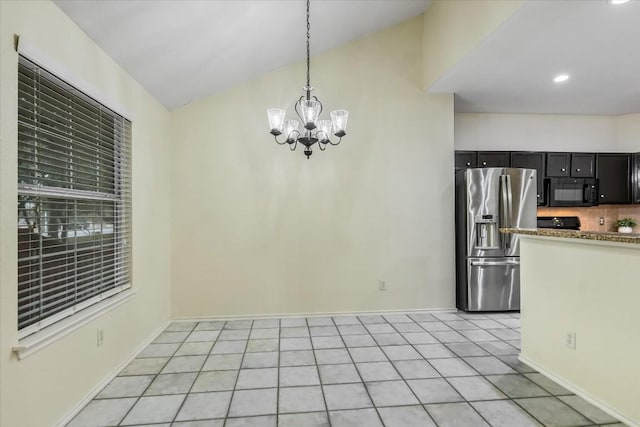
[0,2,171,426]
[170,16,456,318]
[455,113,640,152]
[423,0,524,90]
[616,113,640,151]
[519,236,640,426]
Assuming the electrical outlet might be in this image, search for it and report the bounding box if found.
[565,332,576,350]
[97,329,104,347]
[599,217,605,226]
[379,280,386,291]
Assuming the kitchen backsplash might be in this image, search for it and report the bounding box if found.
[537,204,640,232]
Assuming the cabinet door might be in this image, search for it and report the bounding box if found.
[510,152,546,205]
[477,152,510,168]
[634,153,640,204]
[597,153,631,204]
[455,151,477,170]
[546,153,570,177]
[571,153,595,177]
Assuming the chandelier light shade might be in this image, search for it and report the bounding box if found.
[267,108,286,133]
[267,0,349,159]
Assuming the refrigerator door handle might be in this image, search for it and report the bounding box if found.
[499,175,514,228]
[500,175,507,227]
[500,174,513,250]
[499,175,511,250]
[470,261,519,267]
[505,174,513,228]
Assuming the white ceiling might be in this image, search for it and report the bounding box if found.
[53,0,640,115]
[53,0,431,110]
[430,0,640,115]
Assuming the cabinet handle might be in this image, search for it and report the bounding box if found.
[561,168,566,172]
[576,168,581,172]
[466,162,471,166]
[600,194,605,198]
[482,161,487,166]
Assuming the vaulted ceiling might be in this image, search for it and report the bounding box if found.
[54,0,431,110]
[54,0,640,115]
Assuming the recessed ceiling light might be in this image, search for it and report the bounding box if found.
[553,74,570,83]
[609,0,630,4]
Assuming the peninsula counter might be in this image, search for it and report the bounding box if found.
[502,228,640,427]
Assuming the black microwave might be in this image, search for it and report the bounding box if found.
[546,177,599,207]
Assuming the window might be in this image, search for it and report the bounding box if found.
[17,56,132,338]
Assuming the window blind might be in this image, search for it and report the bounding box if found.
[17,56,132,337]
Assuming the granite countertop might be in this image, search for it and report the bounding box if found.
[500,228,640,245]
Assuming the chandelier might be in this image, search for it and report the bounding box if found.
[267,0,349,159]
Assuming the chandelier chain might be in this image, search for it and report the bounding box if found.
[306,0,311,89]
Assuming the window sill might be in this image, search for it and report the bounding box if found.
[13,289,136,360]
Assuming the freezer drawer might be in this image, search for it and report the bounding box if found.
[466,258,520,311]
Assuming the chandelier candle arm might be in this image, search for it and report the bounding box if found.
[265,0,349,158]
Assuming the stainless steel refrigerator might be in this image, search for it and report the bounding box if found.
[455,168,537,311]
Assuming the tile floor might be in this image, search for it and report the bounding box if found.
[67,311,627,427]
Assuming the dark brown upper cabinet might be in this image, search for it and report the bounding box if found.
[546,152,570,177]
[455,151,477,170]
[546,152,594,178]
[511,152,546,205]
[597,153,631,204]
[455,150,637,206]
[477,151,510,168]
[571,153,595,178]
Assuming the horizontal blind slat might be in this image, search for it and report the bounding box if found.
[17,55,132,335]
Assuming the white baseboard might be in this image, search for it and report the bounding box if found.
[519,355,638,427]
[55,320,171,427]
[171,307,458,322]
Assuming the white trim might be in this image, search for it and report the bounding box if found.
[54,319,170,427]
[171,307,458,322]
[15,35,133,120]
[519,355,638,427]
[13,289,136,360]
[19,285,132,339]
